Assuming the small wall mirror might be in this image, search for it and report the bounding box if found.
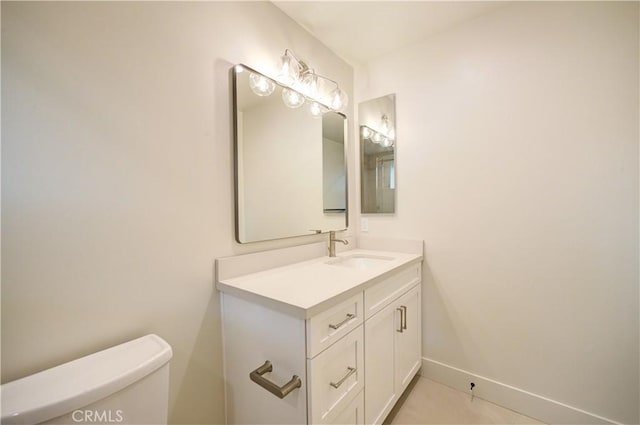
[359,94,396,214]
[233,65,348,243]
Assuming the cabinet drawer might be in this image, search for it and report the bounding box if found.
[307,326,364,425]
[364,263,421,319]
[307,293,363,358]
[330,389,364,425]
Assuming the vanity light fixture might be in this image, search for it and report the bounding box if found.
[238,51,347,117]
[361,114,395,147]
[241,49,348,117]
[277,49,348,113]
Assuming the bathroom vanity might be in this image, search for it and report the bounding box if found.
[216,239,423,425]
[226,61,420,424]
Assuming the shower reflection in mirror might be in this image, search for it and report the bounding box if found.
[359,94,396,214]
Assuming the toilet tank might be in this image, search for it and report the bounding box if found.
[1,334,172,425]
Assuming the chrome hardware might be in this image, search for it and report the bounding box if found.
[328,230,349,257]
[329,313,355,330]
[401,305,407,330]
[249,360,301,399]
[330,367,356,389]
[396,307,404,333]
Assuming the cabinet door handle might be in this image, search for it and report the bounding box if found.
[396,307,404,333]
[329,313,355,330]
[330,367,357,389]
[401,305,407,330]
[249,360,301,399]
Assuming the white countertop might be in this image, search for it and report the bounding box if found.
[216,249,422,319]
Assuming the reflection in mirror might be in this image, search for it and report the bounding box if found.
[323,113,346,213]
[233,65,348,243]
[359,94,396,214]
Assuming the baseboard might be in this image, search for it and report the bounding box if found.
[420,357,621,425]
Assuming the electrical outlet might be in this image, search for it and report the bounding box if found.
[361,217,369,232]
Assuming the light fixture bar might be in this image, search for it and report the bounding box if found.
[277,49,348,113]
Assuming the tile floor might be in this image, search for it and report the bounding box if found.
[384,377,545,424]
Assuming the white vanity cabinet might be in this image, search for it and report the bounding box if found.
[217,246,422,425]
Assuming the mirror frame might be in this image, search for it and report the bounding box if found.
[231,64,349,243]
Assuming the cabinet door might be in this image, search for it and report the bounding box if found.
[364,302,399,425]
[395,285,422,393]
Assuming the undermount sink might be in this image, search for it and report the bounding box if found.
[326,254,394,270]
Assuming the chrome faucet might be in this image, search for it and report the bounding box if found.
[328,231,349,257]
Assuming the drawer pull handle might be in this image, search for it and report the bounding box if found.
[401,305,407,330]
[396,307,404,333]
[329,313,355,330]
[330,367,357,389]
[249,360,301,399]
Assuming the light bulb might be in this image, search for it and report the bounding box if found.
[361,127,372,139]
[381,137,392,148]
[387,128,396,141]
[329,87,348,111]
[372,131,383,144]
[301,71,319,98]
[309,101,327,117]
[277,53,300,86]
[249,73,275,97]
[282,88,305,108]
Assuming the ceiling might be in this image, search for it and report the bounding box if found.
[273,1,505,66]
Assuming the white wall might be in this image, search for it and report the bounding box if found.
[1,2,353,424]
[356,2,639,424]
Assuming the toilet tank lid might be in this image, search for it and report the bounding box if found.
[1,334,172,425]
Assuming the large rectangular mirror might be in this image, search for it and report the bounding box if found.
[359,94,396,214]
[233,64,348,243]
